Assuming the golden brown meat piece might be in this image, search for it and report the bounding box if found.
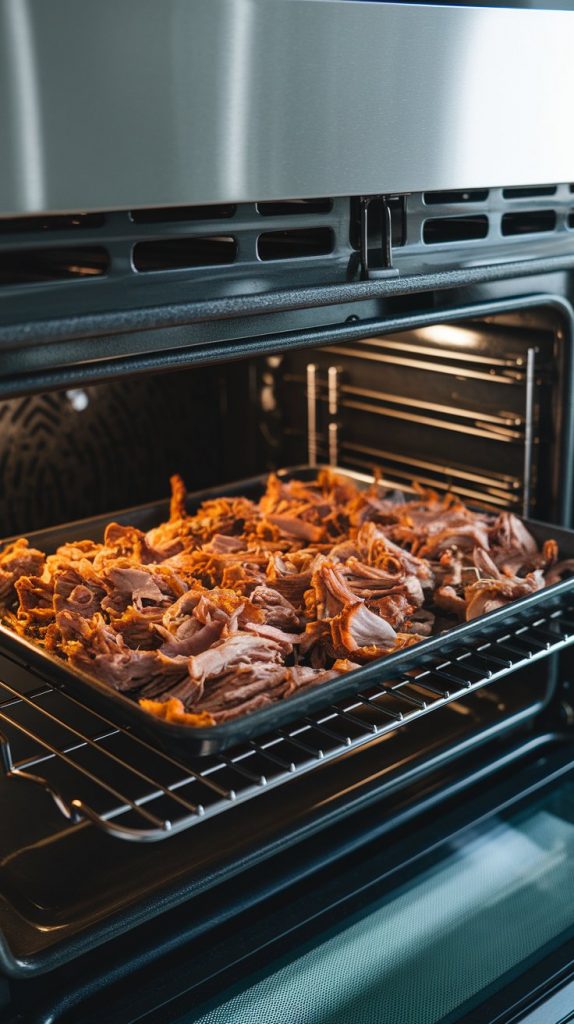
[169,474,188,522]
[0,538,45,602]
[15,575,54,634]
[139,697,215,727]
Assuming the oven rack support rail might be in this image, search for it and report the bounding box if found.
[1,591,573,843]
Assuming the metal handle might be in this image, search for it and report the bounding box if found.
[0,727,172,842]
[0,727,82,823]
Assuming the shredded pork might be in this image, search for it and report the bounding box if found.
[0,471,565,728]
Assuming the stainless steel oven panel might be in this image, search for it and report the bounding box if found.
[1,1,574,215]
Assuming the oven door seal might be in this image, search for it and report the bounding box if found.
[0,289,572,404]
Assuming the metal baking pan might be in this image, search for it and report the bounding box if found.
[0,465,573,757]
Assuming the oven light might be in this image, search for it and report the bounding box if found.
[65,264,102,276]
[66,388,89,412]
[417,325,484,348]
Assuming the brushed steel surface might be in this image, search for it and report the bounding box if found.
[0,0,573,215]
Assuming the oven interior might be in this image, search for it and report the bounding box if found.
[1,161,574,1024]
[2,304,570,534]
[1,295,574,1003]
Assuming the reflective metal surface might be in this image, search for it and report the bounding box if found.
[187,777,574,1024]
[0,0,574,215]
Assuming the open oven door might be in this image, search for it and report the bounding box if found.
[149,742,574,1024]
[7,727,574,1024]
[140,742,574,1024]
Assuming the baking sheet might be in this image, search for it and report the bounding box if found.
[0,465,573,757]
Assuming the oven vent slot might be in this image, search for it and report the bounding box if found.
[257,227,334,261]
[0,247,109,285]
[502,185,557,199]
[0,213,105,234]
[0,185,572,339]
[423,216,489,244]
[132,235,237,272]
[501,210,557,236]
[130,205,236,224]
[423,190,489,205]
[257,199,333,216]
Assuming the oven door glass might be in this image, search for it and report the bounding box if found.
[182,777,574,1024]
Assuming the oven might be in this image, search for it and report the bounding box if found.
[2,1,574,1021]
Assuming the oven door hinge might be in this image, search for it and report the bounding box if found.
[356,195,400,281]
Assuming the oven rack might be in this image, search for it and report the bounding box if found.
[1,595,573,843]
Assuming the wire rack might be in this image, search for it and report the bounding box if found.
[1,593,574,843]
